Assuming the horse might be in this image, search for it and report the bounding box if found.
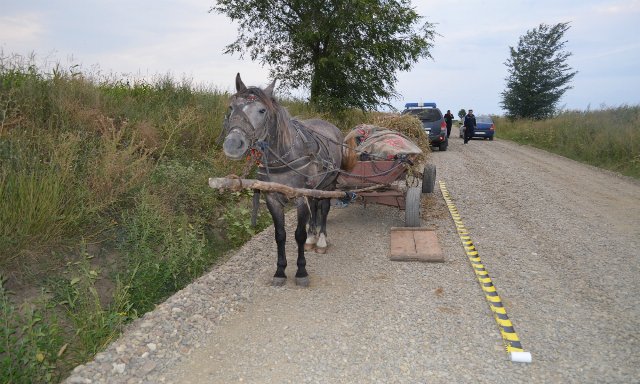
[221,73,356,287]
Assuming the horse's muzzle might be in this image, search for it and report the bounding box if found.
[222,131,249,160]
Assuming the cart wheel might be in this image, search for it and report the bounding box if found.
[405,187,421,227]
[422,164,436,193]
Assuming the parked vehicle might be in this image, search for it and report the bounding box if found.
[401,102,448,151]
[459,114,495,140]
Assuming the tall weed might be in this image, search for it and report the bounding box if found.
[51,250,133,363]
[85,115,153,211]
[116,191,210,313]
[0,132,86,259]
[219,190,272,248]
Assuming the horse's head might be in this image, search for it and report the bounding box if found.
[222,73,277,160]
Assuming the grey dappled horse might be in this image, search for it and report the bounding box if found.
[222,74,356,286]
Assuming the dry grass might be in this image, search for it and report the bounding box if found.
[86,117,154,210]
[342,112,431,169]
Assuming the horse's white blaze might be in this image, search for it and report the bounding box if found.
[317,233,327,248]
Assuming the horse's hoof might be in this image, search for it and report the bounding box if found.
[272,277,286,287]
[304,243,316,251]
[315,246,327,254]
[295,276,310,287]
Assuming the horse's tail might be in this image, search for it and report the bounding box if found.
[341,135,357,172]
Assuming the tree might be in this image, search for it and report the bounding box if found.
[500,22,577,119]
[458,109,466,120]
[211,0,436,112]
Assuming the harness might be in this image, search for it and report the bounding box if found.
[255,120,337,190]
[226,94,338,190]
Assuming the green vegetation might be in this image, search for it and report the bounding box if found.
[0,54,374,383]
[494,106,640,178]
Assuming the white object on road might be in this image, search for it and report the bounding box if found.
[510,351,532,363]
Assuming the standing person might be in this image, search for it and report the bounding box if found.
[463,109,476,144]
[444,109,454,138]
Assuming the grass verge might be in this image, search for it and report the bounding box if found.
[494,106,640,178]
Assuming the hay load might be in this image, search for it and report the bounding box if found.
[345,113,430,165]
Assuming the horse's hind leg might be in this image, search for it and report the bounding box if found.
[315,198,331,254]
[295,200,311,287]
[305,198,318,251]
[266,196,287,286]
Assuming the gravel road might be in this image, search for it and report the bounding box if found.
[65,136,640,384]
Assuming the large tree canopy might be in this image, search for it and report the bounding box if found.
[211,0,435,112]
[500,22,577,119]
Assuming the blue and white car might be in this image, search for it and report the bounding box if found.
[401,102,448,151]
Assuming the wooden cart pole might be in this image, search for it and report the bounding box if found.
[208,177,388,199]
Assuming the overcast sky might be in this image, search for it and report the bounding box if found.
[2,0,639,115]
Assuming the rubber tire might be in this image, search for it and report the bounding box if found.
[405,187,421,227]
[422,164,436,193]
[489,136,494,141]
[439,140,448,151]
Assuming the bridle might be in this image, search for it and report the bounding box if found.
[222,93,339,188]
[223,93,271,147]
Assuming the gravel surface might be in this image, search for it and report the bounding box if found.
[65,137,640,384]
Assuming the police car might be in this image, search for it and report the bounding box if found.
[401,102,448,151]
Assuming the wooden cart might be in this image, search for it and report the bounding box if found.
[336,160,436,227]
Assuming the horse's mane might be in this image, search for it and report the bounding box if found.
[237,86,293,154]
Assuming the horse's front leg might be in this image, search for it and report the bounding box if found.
[315,198,331,254]
[266,195,287,286]
[295,198,311,287]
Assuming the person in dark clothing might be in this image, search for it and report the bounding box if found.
[444,110,454,138]
[463,109,476,144]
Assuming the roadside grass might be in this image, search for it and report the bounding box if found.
[494,106,640,178]
[0,54,274,383]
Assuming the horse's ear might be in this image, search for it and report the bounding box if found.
[264,79,276,97]
[235,73,247,93]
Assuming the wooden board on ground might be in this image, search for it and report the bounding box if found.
[389,227,444,262]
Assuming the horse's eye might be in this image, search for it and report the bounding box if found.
[259,108,266,114]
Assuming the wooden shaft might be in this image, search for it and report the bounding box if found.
[208,177,388,199]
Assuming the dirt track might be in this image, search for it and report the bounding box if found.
[65,136,640,383]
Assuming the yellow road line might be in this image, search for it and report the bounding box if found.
[439,181,532,363]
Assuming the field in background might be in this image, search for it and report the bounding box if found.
[1,54,638,383]
[494,107,640,178]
